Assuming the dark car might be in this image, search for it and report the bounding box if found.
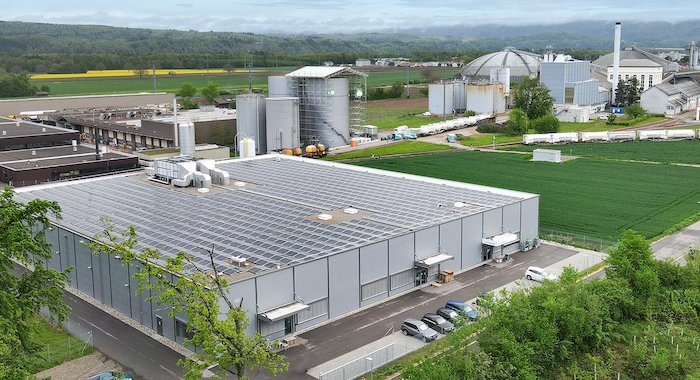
[445,300,479,321]
[436,307,460,323]
[400,318,438,342]
[87,371,133,380]
[422,313,455,334]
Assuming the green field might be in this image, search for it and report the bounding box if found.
[326,141,453,161]
[26,316,94,374]
[33,69,450,97]
[504,140,700,165]
[365,108,434,131]
[354,150,700,241]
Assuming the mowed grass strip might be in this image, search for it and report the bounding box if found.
[326,141,453,161]
[503,140,700,165]
[354,151,700,240]
[26,316,94,374]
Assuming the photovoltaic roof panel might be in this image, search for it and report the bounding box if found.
[16,155,535,277]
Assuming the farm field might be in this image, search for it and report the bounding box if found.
[503,140,700,165]
[326,141,453,161]
[354,150,700,242]
[31,68,448,97]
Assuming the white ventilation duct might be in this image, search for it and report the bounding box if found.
[612,22,622,104]
[178,122,195,157]
[173,98,179,147]
[197,159,230,186]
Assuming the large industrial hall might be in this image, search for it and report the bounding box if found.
[16,155,539,344]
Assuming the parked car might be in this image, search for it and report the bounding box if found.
[525,266,558,282]
[401,318,438,342]
[436,307,460,323]
[598,113,611,120]
[422,313,455,334]
[87,371,133,380]
[445,300,479,321]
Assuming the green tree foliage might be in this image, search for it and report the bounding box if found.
[625,103,646,119]
[512,77,554,120]
[177,82,197,98]
[606,113,617,125]
[0,73,36,98]
[90,222,288,380]
[0,187,69,379]
[505,108,529,136]
[530,114,560,133]
[201,82,220,104]
[615,78,641,106]
[367,82,404,100]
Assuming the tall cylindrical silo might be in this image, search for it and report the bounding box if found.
[268,76,291,98]
[265,97,300,152]
[235,94,267,154]
[178,122,195,157]
[452,80,466,113]
[320,77,350,148]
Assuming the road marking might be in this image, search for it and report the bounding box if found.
[159,364,179,377]
[77,316,118,340]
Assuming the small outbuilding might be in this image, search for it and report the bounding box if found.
[533,149,562,163]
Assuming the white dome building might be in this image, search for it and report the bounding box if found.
[458,47,542,83]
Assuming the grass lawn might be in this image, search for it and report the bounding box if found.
[326,141,453,161]
[25,316,94,374]
[354,150,700,241]
[503,140,700,165]
[364,107,435,131]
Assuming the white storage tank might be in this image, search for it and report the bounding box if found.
[666,129,695,140]
[639,130,668,140]
[490,67,511,95]
[319,77,350,148]
[178,122,195,157]
[429,82,454,116]
[266,97,300,152]
[452,80,467,113]
[235,94,267,154]
[239,137,256,159]
[466,83,506,115]
[268,76,291,98]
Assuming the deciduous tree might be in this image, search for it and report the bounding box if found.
[512,77,554,120]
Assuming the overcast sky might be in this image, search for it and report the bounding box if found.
[2,1,693,34]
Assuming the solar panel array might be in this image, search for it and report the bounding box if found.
[18,156,527,275]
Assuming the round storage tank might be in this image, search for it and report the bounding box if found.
[452,80,466,113]
[268,76,291,98]
[178,122,195,157]
[321,77,350,148]
[235,94,267,154]
[265,97,300,152]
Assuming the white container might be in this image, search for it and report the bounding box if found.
[239,137,257,158]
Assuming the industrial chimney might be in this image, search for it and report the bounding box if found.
[612,22,622,105]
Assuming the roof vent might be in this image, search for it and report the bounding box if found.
[317,213,333,221]
[42,127,46,132]
[453,202,466,208]
[233,181,246,187]
[231,256,247,266]
[2,130,6,135]
[197,188,210,193]
[15,122,20,127]
[343,207,359,215]
[31,150,36,156]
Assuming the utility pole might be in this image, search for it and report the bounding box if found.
[248,63,253,93]
[406,66,410,99]
[152,64,156,92]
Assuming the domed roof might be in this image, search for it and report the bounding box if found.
[458,47,542,82]
[592,46,678,73]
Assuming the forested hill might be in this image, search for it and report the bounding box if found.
[1,20,697,55]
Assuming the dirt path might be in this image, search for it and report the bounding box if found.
[34,351,125,380]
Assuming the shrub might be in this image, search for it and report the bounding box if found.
[464,110,477,117]
[476,123,508,134]
[625,103,646,119]
[530,115,560,133]
[505,109,529,136]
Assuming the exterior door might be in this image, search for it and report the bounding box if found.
[415,266,428,286]
[156,316,163,335]
[482,245,493,261]
[284,316,294,335]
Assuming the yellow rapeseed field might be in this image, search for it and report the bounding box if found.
[31,68,265,80]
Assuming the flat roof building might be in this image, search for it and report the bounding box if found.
[17,155,539,343]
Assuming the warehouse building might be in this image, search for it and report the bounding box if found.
[540,58,610,121]
[16,155,539,343]
[593,46,677,92]
[640,78,700,115]
[0,93,174,118]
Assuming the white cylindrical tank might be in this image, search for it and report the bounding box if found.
[239,137,256,158]
[320,77,350,148]
[266,97,300,152]
[429,83,454,116]
[235,94,267,154]
[268,76,291,98]
[178,122,195,157]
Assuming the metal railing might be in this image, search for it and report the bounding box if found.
[319,343,405,380]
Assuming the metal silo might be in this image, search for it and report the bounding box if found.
[319,77,350,147]
[178,122,195,157]
[235,94,267,154]
[429,83,454,116]
[452,80,467,113]
[268,76,291,98]
[265,97,300,152]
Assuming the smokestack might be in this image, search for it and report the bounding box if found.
[95,128,100,159]
[612,22,622,105]
[173,99,179,148]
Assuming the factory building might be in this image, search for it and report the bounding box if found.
[429,80,507,116]
[16,155,539,343]
[593,46,677,92]
[640,79,700,116]
[0,118,137,187]
[540,59,610,121]
[458,47,542,83]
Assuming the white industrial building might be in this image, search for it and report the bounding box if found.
[16,154,540,345]
[593,46,677,92]
[429,81,507,116]
[540,58,610,122]
[640,79,700,115]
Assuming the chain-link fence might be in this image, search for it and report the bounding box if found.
[544,230,616,252]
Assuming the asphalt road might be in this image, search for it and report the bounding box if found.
[266,244,574,380]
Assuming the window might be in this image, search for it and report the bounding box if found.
[175,319,194,340]
[564,87,575,104]
[649,76,653,86]
[390,269,414,290]
[609,74,613,80]
[297,298,328,323]
[625,75,629,80]
[361,278,388,301]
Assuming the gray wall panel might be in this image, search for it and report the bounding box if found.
[520,197,540,243]
[74,240,94,297]
[439,220,462,271]
[503,203,521,234]
[328,249,359,318]
[360,242,388,284]
[360,291,387,308]
[129,262,152,326]
[151,274,175,340]
[109,256,131,316]
[294,259,328,303]
[225,279,257,336]
[58,228,77,285]
[415,226,439,260]
[94,252,111,305]
[389,283,413,297]
[296,314,328,332]
[45,227,61,271]
[256,268,294,312]
[462,214,484,268]
[388,234,414,274]
[482,208,503,237]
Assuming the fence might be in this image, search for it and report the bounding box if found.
[319,343,406,380]
[545,230,616,252]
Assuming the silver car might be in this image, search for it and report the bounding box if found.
[401,318,438,342]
